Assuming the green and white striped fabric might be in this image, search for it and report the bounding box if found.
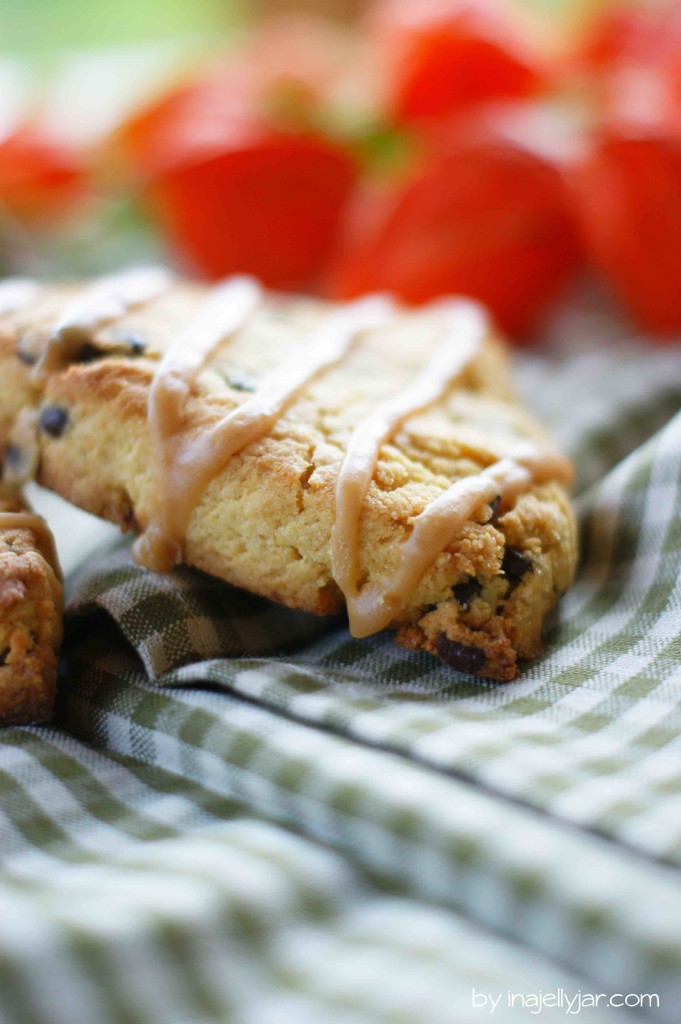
[1,313,681,1024]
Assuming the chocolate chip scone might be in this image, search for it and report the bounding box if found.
[0,490,63,725]
[0,268,577,681]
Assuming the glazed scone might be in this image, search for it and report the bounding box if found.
[0,491,63,725]
[0,269,577,681]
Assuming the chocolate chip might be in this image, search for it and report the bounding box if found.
[16,337,37,365]
[74,330,148,361]
[129,337,147,356]
[109,328,148,355]
[487,495,501,521]
[73,341,103,363]
[502,546,533,582]
[5,444,23,470]
[452,577,482,609]
[436,635,486,674]
[224,368,260,392]
[39,406,69,438]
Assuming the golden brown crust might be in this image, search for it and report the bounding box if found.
[0,495,63,726]
[0,279,577,681]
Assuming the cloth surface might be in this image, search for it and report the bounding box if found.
[1,304,681,1024]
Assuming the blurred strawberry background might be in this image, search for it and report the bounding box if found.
[1,0,680,343]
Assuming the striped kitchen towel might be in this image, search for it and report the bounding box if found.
[1,320,680,1024]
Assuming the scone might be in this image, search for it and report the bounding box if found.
[0,268,577,681]
[0,489,63,725]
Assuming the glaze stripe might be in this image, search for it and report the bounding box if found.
[135,275,264,572]
[332,299,488,612]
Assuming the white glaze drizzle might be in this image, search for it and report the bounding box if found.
[332,299,488,612]
[133,275,263,571]
[134,286,395,572]
[346,444,573,638]
[0,278,40,317]
[33,265,172,379]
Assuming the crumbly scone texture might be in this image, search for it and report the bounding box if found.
[0,281,577,681]
[0,494,63,725]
